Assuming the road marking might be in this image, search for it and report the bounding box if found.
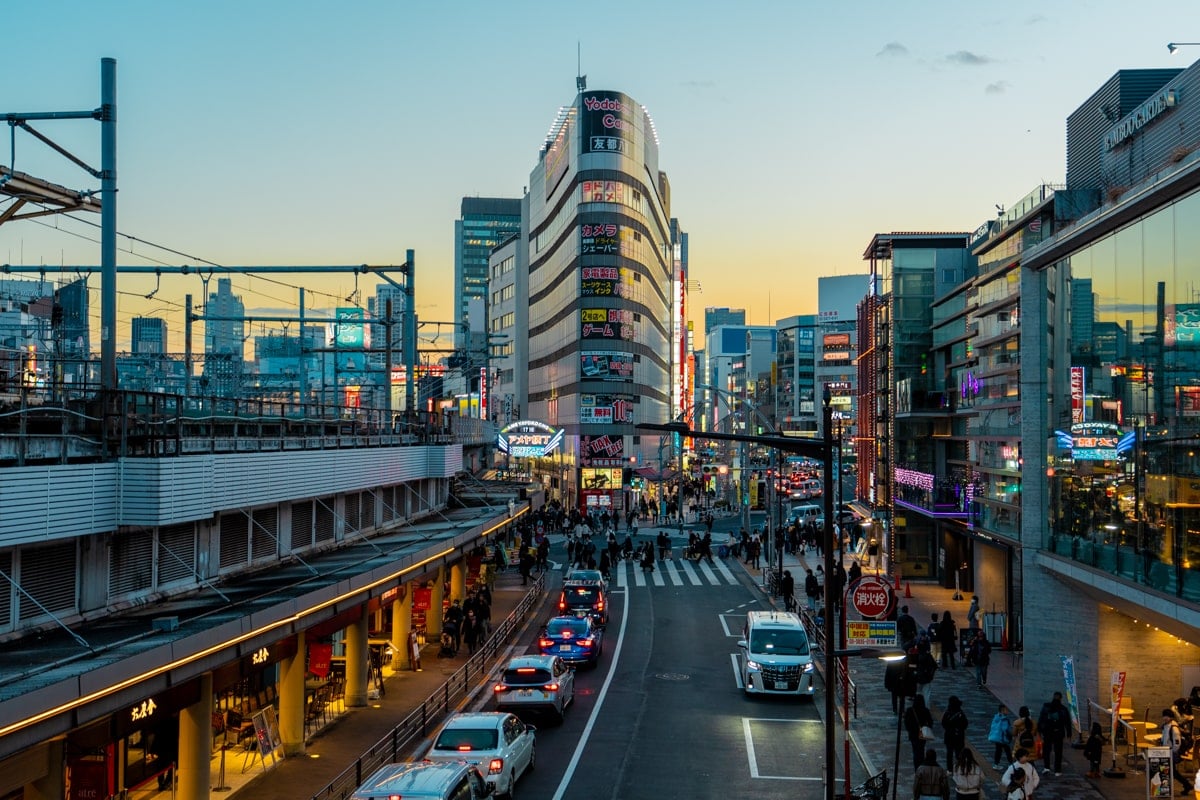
[551,564,632,800]
[663,559,683,586]
[697,560,719,585]
[742,717,824,781]
[633,564,646,587]
[713,558,738,584]
[615,560,628,588]
[678,559,703,585]
[650,565,664,586]
[730,653,744,689]
[719,613,744,637]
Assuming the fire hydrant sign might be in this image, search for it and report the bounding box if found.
[847,575,897,647]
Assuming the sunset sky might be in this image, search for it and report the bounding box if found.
[2,1,1196,351]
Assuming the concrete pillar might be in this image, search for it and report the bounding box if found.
[177,672,212,800]
[279,630,306,756]
[392,582,413,669]
[450,561,466,604]
[428,566,445,637]
[345,608,370,707]
[26,740,64,800]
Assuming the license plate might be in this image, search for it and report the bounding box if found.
[559,645,572,651]
[518,689,532,696]
[773,681,789,690]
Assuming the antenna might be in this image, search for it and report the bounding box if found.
[576,42,586,93]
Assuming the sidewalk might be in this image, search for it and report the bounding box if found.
[137,569,544,800]
[738,544,1159,800]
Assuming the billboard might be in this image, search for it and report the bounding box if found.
[580,266,629,298]
[1178,386,1200,417]
[582,179,626,204]
[581,308,635,341]
[1165,303,1200,346]
[580,434,625,466]
[1070,366,1086,424]
[580,393,634,424]
[329,307,366,348]
[497,420,564,459]
[1067,422,1123,461]
[581,351,634,381]
[581,91,635,155]
[580,223,621,255]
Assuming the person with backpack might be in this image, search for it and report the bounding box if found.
[941,695,969,772]
[988,704,1015,769]
[1013,706,1039,769]
[912,748,950,800]
[1161,708,1191,793]
[938,610,959,669]
[915,639,939,706]
[968,631,992,687]
[905,695,936,770]
[1037,692,1068,776]
[1001,749,1040,798]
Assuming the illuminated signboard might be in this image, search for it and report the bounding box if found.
[497,420,564,458]
[581,467,623,489]
[1165,303,1200,346]
[328,307,367,348]
[581,351,634,381]
[581,308,635,341]
[581,223,620,255]
[823,333,851,347]
[581,91,635,154]
[580,434,625,466]
[580,394,634,424]
[1178,386,1200,417]
[1070,366,1085,424]
[582,179,626,204]
[1054,422,1132,461]
[580,266,629,298]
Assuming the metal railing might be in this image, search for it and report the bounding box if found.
[797,606,858,720]
[311,572,546,800]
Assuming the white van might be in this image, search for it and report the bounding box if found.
[737,610,815,697]
[787,504,823,528]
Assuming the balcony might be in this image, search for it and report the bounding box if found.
[893,466,977,518]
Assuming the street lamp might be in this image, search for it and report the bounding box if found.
[1168,42,1200,54]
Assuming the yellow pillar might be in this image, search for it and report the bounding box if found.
[345,607,370,707]
[428,566,445,637]
[392,582,413,669]
[279,630,306,757]
[176,672,212,800]
[450,561,466,604]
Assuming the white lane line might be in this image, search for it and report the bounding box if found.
[697,560,719,585]
[678,558,703,585]
[551,565,632,800]
[615,560,628,589]
[719,613,744,637]
[743,717,761,778]
[742,717,825,781]
[730,653,744,689]
[650,565,665,586]
[713,558,738,584]
[663,559,683,586]
[633,564,647,587]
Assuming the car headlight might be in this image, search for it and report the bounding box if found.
[804,662,815,673]
[746,659,762,670]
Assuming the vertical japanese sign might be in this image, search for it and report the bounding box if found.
[1109,670,1126,763]
[1071,366,1086,424]
[1060,655,1080,736]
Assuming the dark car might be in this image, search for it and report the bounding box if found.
[539,615,603,667]
[557,580,608,627]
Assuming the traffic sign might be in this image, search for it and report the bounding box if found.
[850,575,895,620]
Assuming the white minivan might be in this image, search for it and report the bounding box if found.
[787,504,823,529]
[737,610,815,697]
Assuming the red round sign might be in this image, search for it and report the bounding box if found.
[851,576,894,619]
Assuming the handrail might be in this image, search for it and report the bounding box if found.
[311,572,546,800]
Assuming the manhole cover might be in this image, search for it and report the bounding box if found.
[655,672,691,681]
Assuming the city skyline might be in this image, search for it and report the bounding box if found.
[2,1,1197,352]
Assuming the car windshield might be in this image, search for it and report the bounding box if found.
[433,727,498,751]
[502,667,553,684]
[749,629,810,656]
[547,619,589,636]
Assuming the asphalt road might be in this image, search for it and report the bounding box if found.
[469,527,848,800]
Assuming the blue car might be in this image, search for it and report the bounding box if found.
[538,615,603,667]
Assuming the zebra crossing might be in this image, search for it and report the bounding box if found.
[613,556,741,588]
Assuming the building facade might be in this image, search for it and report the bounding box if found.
[454,198,522,351]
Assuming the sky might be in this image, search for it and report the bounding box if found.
[2,0,1198,351]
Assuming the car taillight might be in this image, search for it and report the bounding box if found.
[538,638,553,649]
[387,795,401,800]
[543,683,559,691]
[488,758,504,775]
[493,683,508,692]
[578,638,593,647]
[596,598,605,610]
[557,600,566,611]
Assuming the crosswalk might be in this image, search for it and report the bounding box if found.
[612,556,741,588]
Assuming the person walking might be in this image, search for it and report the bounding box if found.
[912,748,950,800]
[938,610,959,669]
[805,568,820,612]
[1037,691,1068,776]
[952,749,983,800]
[1161,708,1191,793]
[463,609,480,655]
[905,695,935,770]
[897,605,919,651]
[968,630,992,687]
[599,549,611,582]
[928,613,943,663]
[1001,749,1040,797]
[988,704,1015,769]
[781,569,796,612]
[1083,722,1104,778]
[941,695,969,772]
[884,651,912,714]
[1013,707,1040,771]
[915,640,939,706]
[967,595,981,630]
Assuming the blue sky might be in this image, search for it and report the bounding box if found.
[2,1,1197,348]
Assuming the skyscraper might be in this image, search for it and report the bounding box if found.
[203,277,245,397]
[704,307,746,343]
[454,197,521,350]
[131,317,167,354]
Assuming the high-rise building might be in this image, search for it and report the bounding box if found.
[131,317,167,355]
[704,307,745,343]
[203,278,245,397]
[454,198,521,351]
[512,88,674,511]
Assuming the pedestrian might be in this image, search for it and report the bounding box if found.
[1013,707,1040,770]
[640,542,655,573]
[749,533,761,569]
[1000,749,1039,797]
[905,695,935,770]
[1037,691,1068,776]
[938,610,959,669]
[1161,708,1191,792]
[1004,767,1028,800]
[599,549,611,582]
[867,536,879,569]
[915,639,939,706]
[967,595,981,630]
[1083,722,1104,778]
[928,613,943,663]
[518,549,533,586]
[969,631,992,687]
[445,600,464,653]
[897,605,919,650]
[804,568,820,611]
[912,747,950,800]
[463,609,480,655]
[988,704,1015,769]
[941,695,969,772]
[952,749,983,800]
[848,560,862,584]
[781,570,795,612]
[884,651,912,714]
